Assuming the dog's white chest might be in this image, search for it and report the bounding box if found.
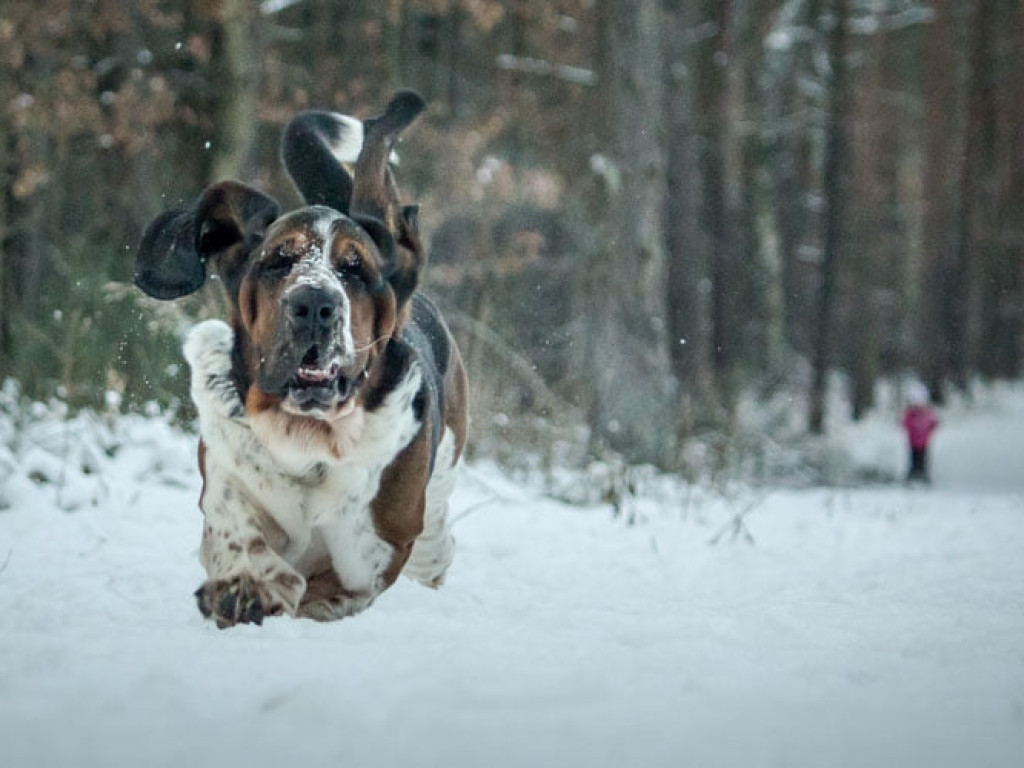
[186,320,423,596]
[250,461,391,593]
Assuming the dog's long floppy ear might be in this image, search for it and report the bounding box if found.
[349,90,426,308]
[280,110,362,213]
[135,181,279,301]
[350,90,424,225]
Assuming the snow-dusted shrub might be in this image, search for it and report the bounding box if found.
[0,380,195,512]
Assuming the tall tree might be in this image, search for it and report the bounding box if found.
[946,0,994,392]
[763,0,824,369]
[809,0,851,434]
[691,0,738,414]
[846,6,907,420]
[206,0,261,183]
[919,0,959,399]
[976,0,1023,379]
[585,0,676,465]
[664,0,712,433]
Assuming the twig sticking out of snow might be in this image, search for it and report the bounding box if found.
[450,466,523,527]
[707,493,768,546]
[449,497,500,527]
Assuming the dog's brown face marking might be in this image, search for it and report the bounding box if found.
[235,206,397,421]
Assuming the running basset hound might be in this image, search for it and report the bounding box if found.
[135,91,468,627]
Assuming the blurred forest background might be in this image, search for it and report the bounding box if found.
[0,0,1022,475]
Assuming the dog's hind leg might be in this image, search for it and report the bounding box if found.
[404,429,458,588]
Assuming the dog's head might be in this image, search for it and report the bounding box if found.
[135,91,426,421]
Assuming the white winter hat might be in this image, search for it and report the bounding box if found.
[907,381,929,406]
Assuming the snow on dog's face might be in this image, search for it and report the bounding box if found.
[238,207,396,420]
[134,91,428,431]
[132,91,471,631]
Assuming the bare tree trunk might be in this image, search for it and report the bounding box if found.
[733,0,776,389]
[207,0,261,183]
[919,0,958,401]
[763,0,822,373]
[991,1,1024,377]
[944,0,993,393]
[586,0,676,466]
[749,0,788,389]
[809,0,850,434]
[848,7,905,421]
[0,130,9,373]
[664,0,712,435]
[693,1,736,409]
[975,0,1020,379]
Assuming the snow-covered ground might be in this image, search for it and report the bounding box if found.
[1,383,1023,768]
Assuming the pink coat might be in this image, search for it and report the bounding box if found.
[902,406,938,450]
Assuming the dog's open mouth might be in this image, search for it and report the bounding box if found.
[286,345,357,415]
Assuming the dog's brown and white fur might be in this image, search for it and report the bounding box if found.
[135,91,467,627]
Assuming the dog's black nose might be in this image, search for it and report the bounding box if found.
[286,286,342,336]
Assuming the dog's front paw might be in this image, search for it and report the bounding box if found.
[194,572,303,629]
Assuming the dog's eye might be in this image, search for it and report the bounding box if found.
[335,248,363,279]
[261,247,293,276]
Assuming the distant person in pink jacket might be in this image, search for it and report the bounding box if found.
[902,382,939,484]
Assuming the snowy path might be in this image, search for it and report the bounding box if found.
[933,393,1024,494]
[1,399,1023,768]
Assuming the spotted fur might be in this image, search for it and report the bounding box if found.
[185,319,446,620]
[136,91,468,627]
